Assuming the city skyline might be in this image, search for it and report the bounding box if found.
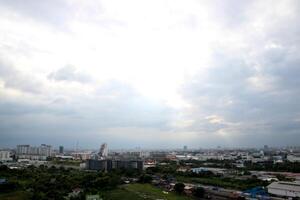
[1,0,300,148]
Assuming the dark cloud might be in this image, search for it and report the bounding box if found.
[180,43,300,147]
[179,0,300,147]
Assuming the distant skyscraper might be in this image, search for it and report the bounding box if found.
[0,151,12,161]
[39,144,52,157]
[59,146,64,154]
[99,143,108,158]
[17,145,30,155]
[264,145,269,150]
[184,145,188,151]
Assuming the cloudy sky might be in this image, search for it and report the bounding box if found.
[0,0,300,149]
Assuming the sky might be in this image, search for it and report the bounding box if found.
[0,0,300,149]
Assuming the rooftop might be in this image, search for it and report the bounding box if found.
[267,181,300,192]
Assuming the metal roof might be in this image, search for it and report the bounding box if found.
[267,181,300,192]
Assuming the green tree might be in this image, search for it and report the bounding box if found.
[138,174,153,183]
[193,187,205,198]
[174,182,185,194]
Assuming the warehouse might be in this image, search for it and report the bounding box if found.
[267,181,300,198]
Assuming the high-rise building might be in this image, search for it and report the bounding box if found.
[0,151,12,161]
[40,144,52,157]
[86,159,143,171]
[17,145,30,155]
[86,159,107,171]
[99,143,108,158]
[264,145,269,150]
[184,145,188,151]
[59,146,64,154]
[16,144,52,160]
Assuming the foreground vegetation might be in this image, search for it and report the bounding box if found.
[1,158,284,199]
[0,165,122,199]
[0,165,193,200]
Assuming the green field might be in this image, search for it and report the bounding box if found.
[102,184,191,200]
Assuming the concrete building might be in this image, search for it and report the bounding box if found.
[55,155,74,159]
[140,151,150,158]
[59,146,64,154]
[183,145,187,151]
[17,145,30,155]
[112,160,143,170]
[85,159,143,171]
[150,152,167,161]
[71,152,91,160]
[195,153,223,161]
[113,151,147,160]
[191,167,227,176]
[39,144,52,157]
[0,151,12,161]
[86,159,108,171]
[267,181,300,198]
[287,155,300,163]
[99,143,108,158]
[16,144,52,160]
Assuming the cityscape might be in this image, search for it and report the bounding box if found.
[1,0,300,200]
[1,143,300,199]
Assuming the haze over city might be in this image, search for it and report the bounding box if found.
[0,0,300,149]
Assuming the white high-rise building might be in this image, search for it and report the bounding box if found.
[0,151,12,161]
[16,144,52,160]
[17,145,30,155]
[99,143,108,158]
[39,144,52,157]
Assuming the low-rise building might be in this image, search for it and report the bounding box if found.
[287,155,300,163]
[267,181,300,198]
[191,167,227,175]
[71,152,91,160]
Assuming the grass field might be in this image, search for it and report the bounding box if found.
[102,184,192,200]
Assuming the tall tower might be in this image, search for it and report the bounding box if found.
[99,143,108,158]
[59,146,64,154]
[183,145,188,151]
